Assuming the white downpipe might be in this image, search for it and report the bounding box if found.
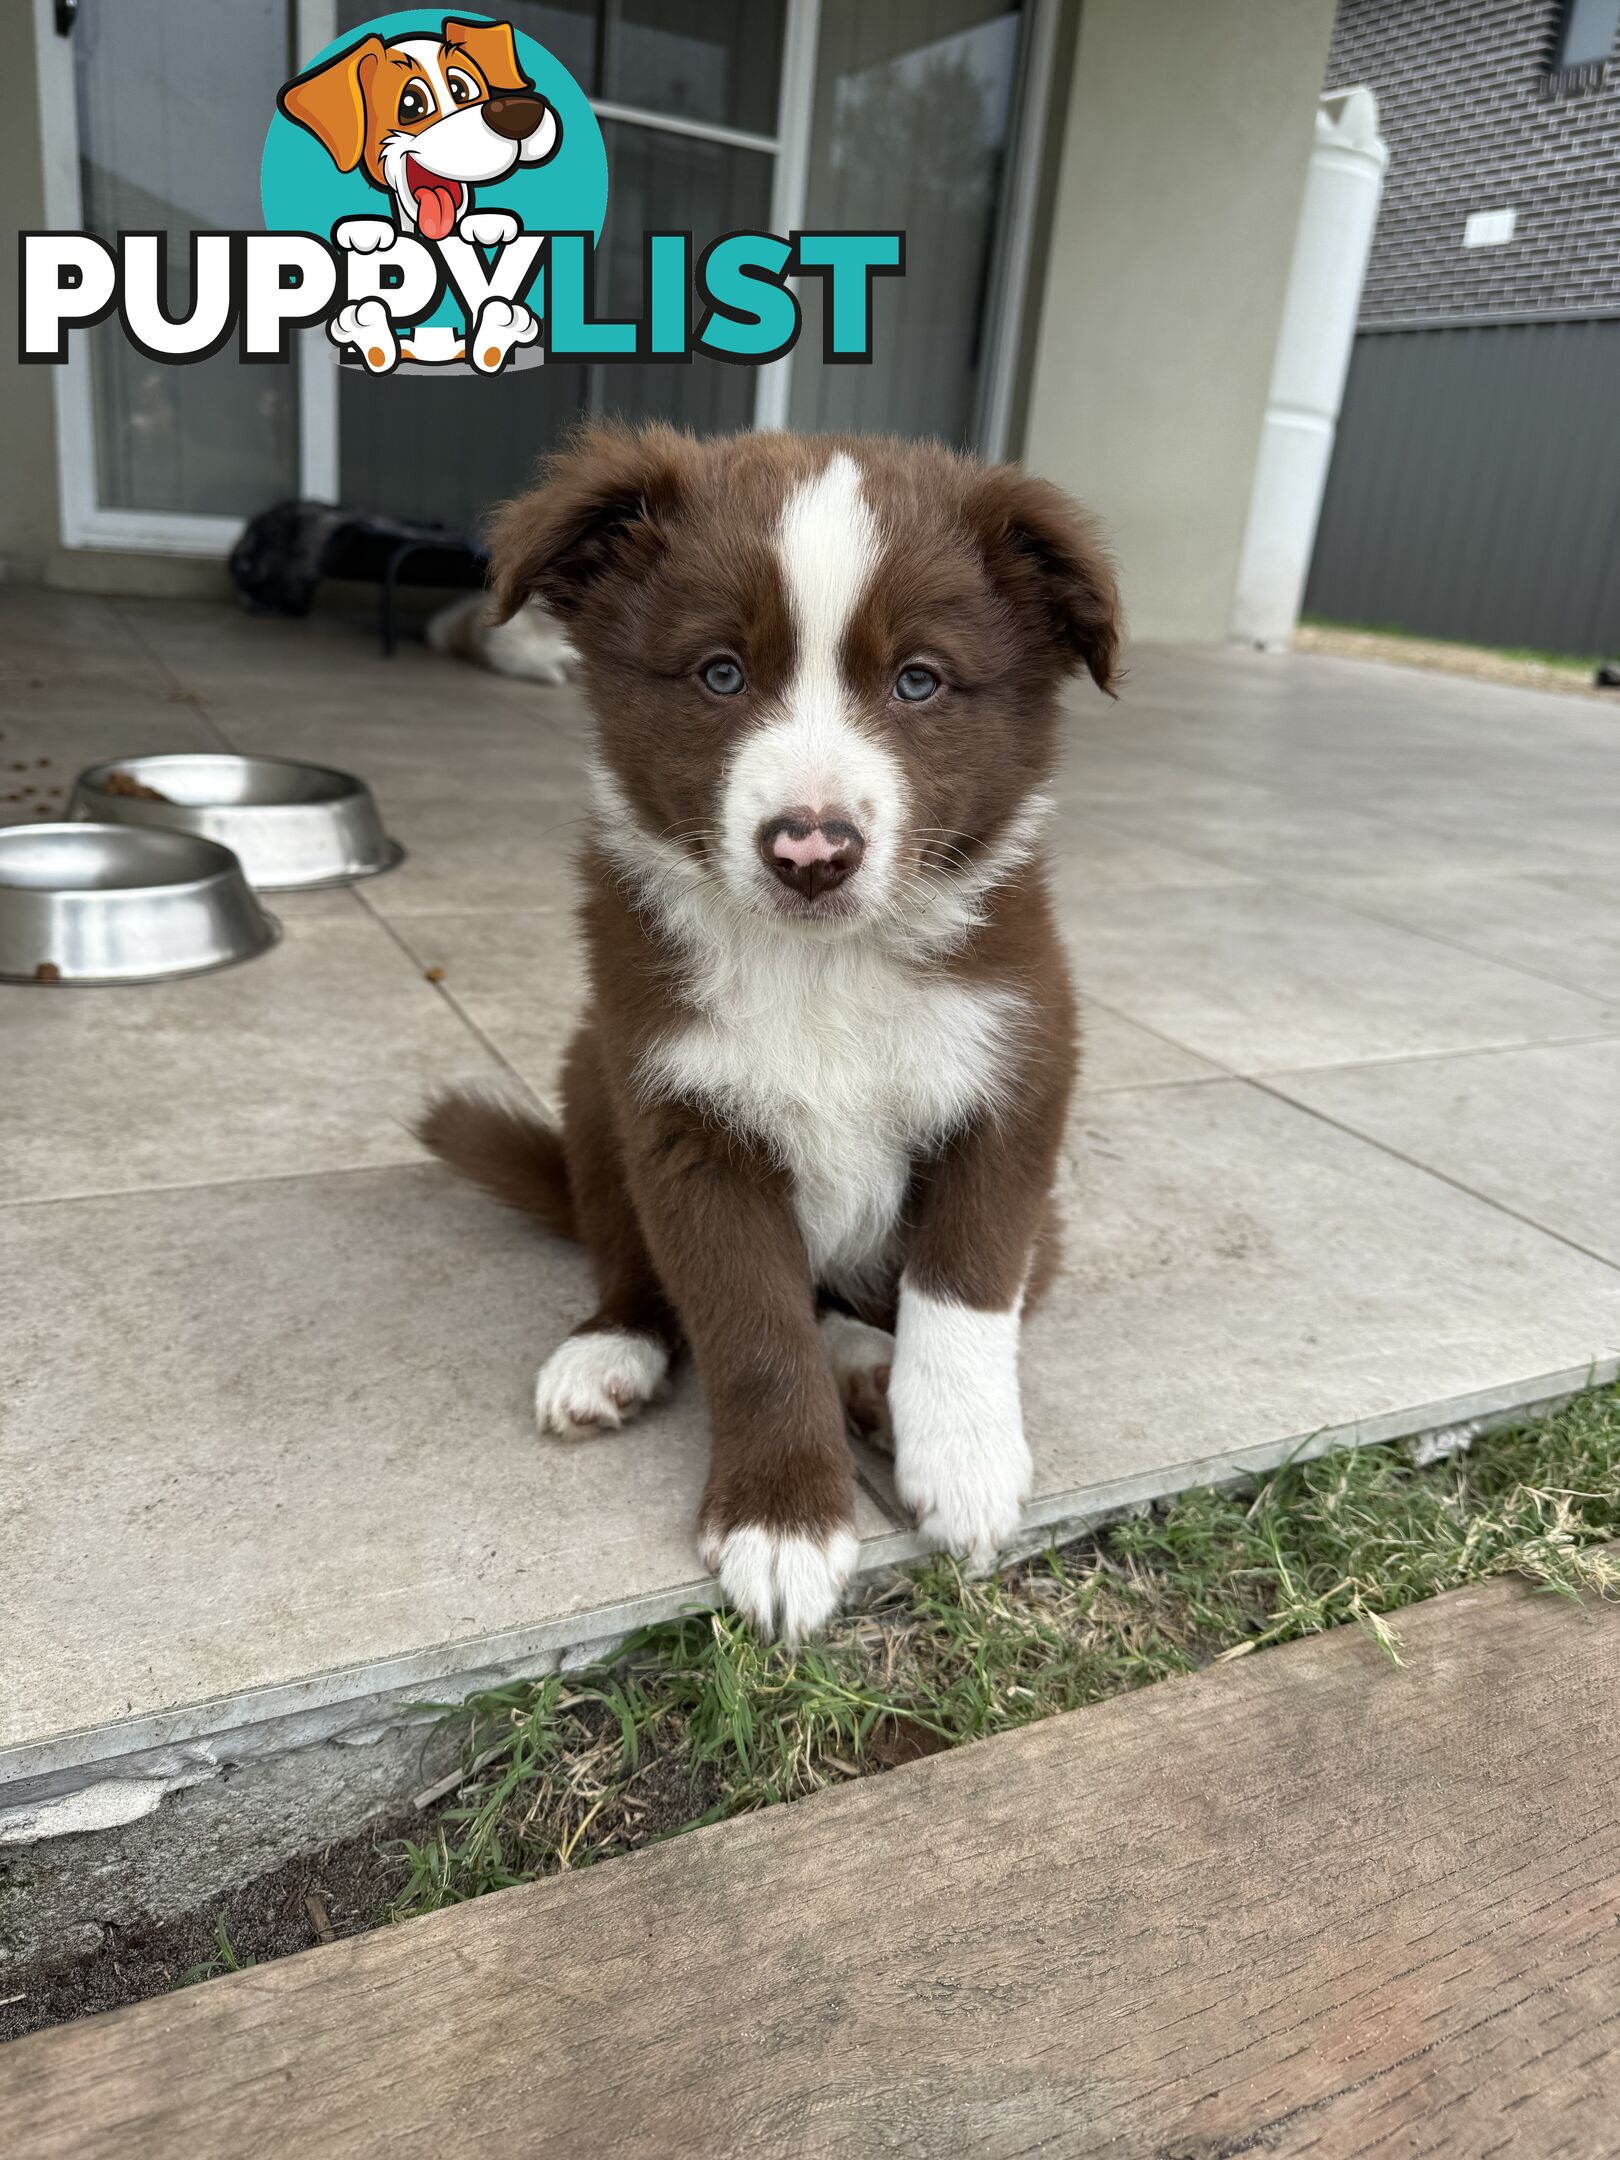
[1232,87,1387,649]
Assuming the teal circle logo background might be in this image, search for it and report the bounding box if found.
[260,11,607,244]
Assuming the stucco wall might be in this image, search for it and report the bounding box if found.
[1021,0,1336,645]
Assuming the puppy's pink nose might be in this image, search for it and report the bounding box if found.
[757,812,866,901]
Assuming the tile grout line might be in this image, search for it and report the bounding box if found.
[1239,1071,1620,1278]
[0,1155,433,1214]
[1258,1029,1620,1083]
[354,887,549,1113]
[1069,786,1620,1010]
[1253,862,1620,1008]
[108,601,240,755]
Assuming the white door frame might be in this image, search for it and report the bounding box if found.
[37,0,1047,557]
[31,0,243,555]
[976,0,1059,463]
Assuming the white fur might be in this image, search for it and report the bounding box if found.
[597,777,1027,1293]
[645,930,1022,1293]
[819,1311,895,1444]
[890,1285,1030,1571]
[427,595,577,683]
[534,1328,669,1438]
[716,454,906,917]
[819,1311,894,1388]
[703,1523,859,1642]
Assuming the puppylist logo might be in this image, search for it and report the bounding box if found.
[18,10,905,380]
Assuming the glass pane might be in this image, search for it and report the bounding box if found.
[789,0,1023,449]
[602,0,783,134]
[1559,0,1620,68]
[339,362,591,535]
[591,118,768,435]
[75,0,297,517]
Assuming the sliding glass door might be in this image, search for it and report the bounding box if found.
[51,0,1044,551]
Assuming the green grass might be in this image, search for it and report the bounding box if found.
[173,1918,255,1988]
[391,1384,1620,1918]
[1299,615,1608,672]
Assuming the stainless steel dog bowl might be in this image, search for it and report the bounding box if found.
[70,754,403,891]
[0,823,278,986]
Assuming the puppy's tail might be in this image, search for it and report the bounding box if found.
[415,1088,577,1243]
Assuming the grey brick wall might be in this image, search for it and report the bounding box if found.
[1326,0,1620,323]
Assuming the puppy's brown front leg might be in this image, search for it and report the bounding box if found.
[623,1100,856,1641]
[892,1071,1069,1573]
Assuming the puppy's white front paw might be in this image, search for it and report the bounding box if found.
[819,1311,894,1449]
[702,1523,858,1643]
[459,210,520,246]
[471,296,539,373]
[535,1328,669,1438]
[890,1289,1030,1574]
[330,298,397,372]
[333,216,398,254]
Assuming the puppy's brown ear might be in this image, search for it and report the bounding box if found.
[969,467,1122,696]
[486,424,689,623]
[444,18,531,93]
[278,35,385,174]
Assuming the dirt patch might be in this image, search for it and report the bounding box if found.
[0,1814,416,2044]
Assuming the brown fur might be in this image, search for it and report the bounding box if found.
[420,424,1118,1602]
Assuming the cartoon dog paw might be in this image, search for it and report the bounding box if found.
[330,299,397,374]
[459,210,521,248]
[470,296,539,374]
[333,216,399,255]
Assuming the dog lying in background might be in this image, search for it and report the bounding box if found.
[420,425,1119,1639]
[426,593,577,683]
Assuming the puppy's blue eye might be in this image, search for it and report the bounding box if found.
[702,658,745,697]
[895,664,940,703]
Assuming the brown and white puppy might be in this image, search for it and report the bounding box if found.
[420,425,1119,1641]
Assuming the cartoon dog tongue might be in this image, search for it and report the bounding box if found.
[415,179,461,241]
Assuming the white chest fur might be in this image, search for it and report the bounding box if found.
[639,936,1022,1288]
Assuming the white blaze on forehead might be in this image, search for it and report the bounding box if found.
[777,450,883,694]
[718,450,905,908]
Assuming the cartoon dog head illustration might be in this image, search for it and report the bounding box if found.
[278,17,561,240]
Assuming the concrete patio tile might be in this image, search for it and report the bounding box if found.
[0,692,226,794]
[0,914,505,1206]
[1010,1079,1620,1528]
[1064,778,1542,889]
[1069,882,1618,1073]
[1308,875,1620,1002]
[0,1165,894,1784]
[1044,811,1255,902]
[0,593,156,680]
[1269,1038,1620,1266]
[381,908,583,1099]
[1079,1003,1225,1091]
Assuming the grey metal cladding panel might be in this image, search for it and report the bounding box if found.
[1305,321,1620,655]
